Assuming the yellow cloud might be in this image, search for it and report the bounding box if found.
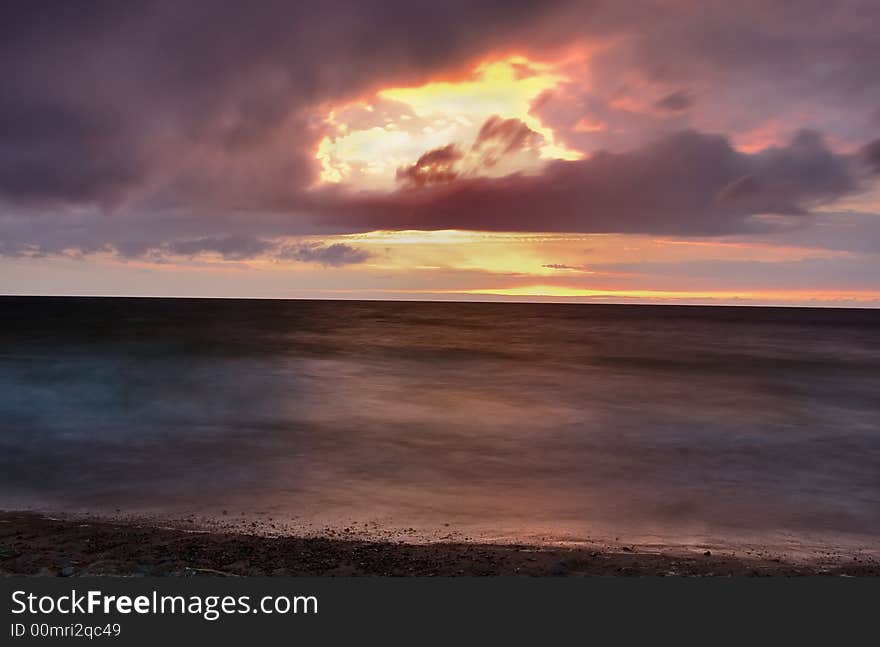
[315,56,583,189]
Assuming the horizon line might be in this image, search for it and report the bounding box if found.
[2,293,878,311]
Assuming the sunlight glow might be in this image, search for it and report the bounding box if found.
[455,285,880,304]
[315,56,583,189]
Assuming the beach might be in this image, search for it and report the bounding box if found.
[3,512,878,577]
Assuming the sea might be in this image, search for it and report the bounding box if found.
[1,296,878,553]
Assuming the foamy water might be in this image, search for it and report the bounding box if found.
[1,297,878,552]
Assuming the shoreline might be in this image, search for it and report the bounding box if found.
[2,511,877,577]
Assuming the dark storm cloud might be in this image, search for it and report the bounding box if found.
[159,238,371,266]
[0,0,560,208]
[863,139,880,174]
[2,128,873,258]
[2,0,880,255]
[277,242,371,267]
[547,1,880,163]
[473,116,539,156]
[0,98,147,205]
[471,116,541,169]
[0,225,370,267]
[319,129,867,235]
[164,236,276,261]
[654,90,694,112]
[396,145,463,188]
[584,0,880,99]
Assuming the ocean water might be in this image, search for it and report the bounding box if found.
[1,296,879,550]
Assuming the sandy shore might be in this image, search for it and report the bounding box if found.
[1,511,878,576]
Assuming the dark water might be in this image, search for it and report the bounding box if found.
[1,297,879,549]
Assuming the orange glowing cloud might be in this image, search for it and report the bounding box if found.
[315,56,583,190]
[573,116,606,133]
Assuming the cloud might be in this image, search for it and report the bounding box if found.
[160,238,371,266]
[2,0,880,258]
[1,127,876,261]
[395,116,542,187]
[864,138,880,174]
[0,0,559,210]
[158,238,372,267]
[0,98,149,206]
[165,236,276,261]
[276,242,371,267]
[654,90,694,112]
[0,223,370,267]
[537,2,880,159]
[396,145,463,188]
[472,116,540,165]
[541,263,589,272]
[587,256,880,292]
[319,129,870,235]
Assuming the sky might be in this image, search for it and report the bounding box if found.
[2,0,880,306]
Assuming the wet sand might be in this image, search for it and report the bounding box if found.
[2,512,877,576]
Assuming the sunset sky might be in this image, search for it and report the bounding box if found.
[2,1,880,306]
